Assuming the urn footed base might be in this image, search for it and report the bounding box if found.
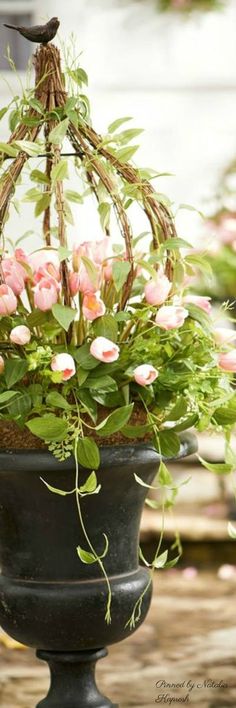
[36,648,118,708]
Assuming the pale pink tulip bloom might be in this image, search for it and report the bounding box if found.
[90,336,120,363]
[133,364,158,386]
[2,258,27,296]
[78,264,99,294]
[218,217,236,245]
[34,262,60,288]
[0,355,4,373]
[51,353,76,381]
[69,272,80,296]
[10,325,31,345]
[184,294,212,315]
[29,249,59,273]
[218,350,236,372]
[15,248,29,264]
[155,305,188,330]
[34,278,58,311]
[214,328,236,345]
[82,293,106,321]
[0,284,17,315]
[145,274,171,306]
[103,259,113,282]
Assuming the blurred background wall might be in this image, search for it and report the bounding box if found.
[0,0,235,240]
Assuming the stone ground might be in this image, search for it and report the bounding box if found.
[0,570,236,708]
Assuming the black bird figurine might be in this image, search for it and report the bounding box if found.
[3,17,60,45]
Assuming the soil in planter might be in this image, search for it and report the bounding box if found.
[0,406,152,450]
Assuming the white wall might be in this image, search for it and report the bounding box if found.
[0,0,236,243]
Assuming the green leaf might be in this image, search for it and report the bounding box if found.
[79,470,99,493]
[52,304,76,332]
[74,343,99,370]
[161,237,192,251]
[98,202,111,230]
[78,389,97,424]
[96,403,134,436]
[49,118,69,144]
[40,478,75,496]
[172,413,198,432]
[26,415,68,442]
[165,555,181,569]
[185,253,212,276]
[108,116,132,133]
[123,423,152,438]
[46,391,71,410]
[5,359,28,388]
[0,106,8,121]
[213,406,236,426]
[158,460,174,486]
[134,473,159,490]
[77,547,97,564]
[58,246,72,261]
[27,309,49,327]
[179,203,204,218]
[157,431,180,458]
[117,128,143,144]
[112,260,131,292]
[23,187,42,203]
[13,140,41,156]
[30,169,50,185]
[153,550,168,569]
[115,145,139,163]
[0,390,18,405]
[35,194,51,217]
[51,159,69,183]
[85,375,117,393]
[65,190,83,203]
[0,142,18,157]
[81,255,98,287]
[92,315,118,342]
[76,437,100,470]
[228,522,236,539]
[8,392,31,417]
[67,67,88,86]
[164,397,188,422]
[198,456,233,475]
[186,303,211,331]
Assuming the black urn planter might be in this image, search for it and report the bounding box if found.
[0,435,197,707]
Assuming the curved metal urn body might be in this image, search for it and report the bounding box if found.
[0,437,196,707]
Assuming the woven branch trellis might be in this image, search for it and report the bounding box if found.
[0,43,177,316]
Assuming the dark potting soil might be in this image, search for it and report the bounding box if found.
[0,406,152,450]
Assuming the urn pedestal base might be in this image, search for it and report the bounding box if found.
[36,648,117,708]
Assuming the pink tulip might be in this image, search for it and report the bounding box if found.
[103,260,113,282]
[2,258,27,296]
[51,353,76,381]
[133,364,158,386]
[78,265,100,294]
[90,336,120,363]
[218,218,236,245]
[0,355,4,373]
[218,350,236,372]
[155,305,188,330]
[214,328,236,345]
[15,248,29,265]
[92,238,110,265]
[184,295,212,315]
[82,293,106,321]
[10,325,31,345]
[34,278,58,311]
[145,273,171,306]
[29,249,59,273]
[69,272,80,296]
[0,284,17,315]
[34,262,60,288]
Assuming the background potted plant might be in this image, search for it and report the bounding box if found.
[0,27,236,708]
